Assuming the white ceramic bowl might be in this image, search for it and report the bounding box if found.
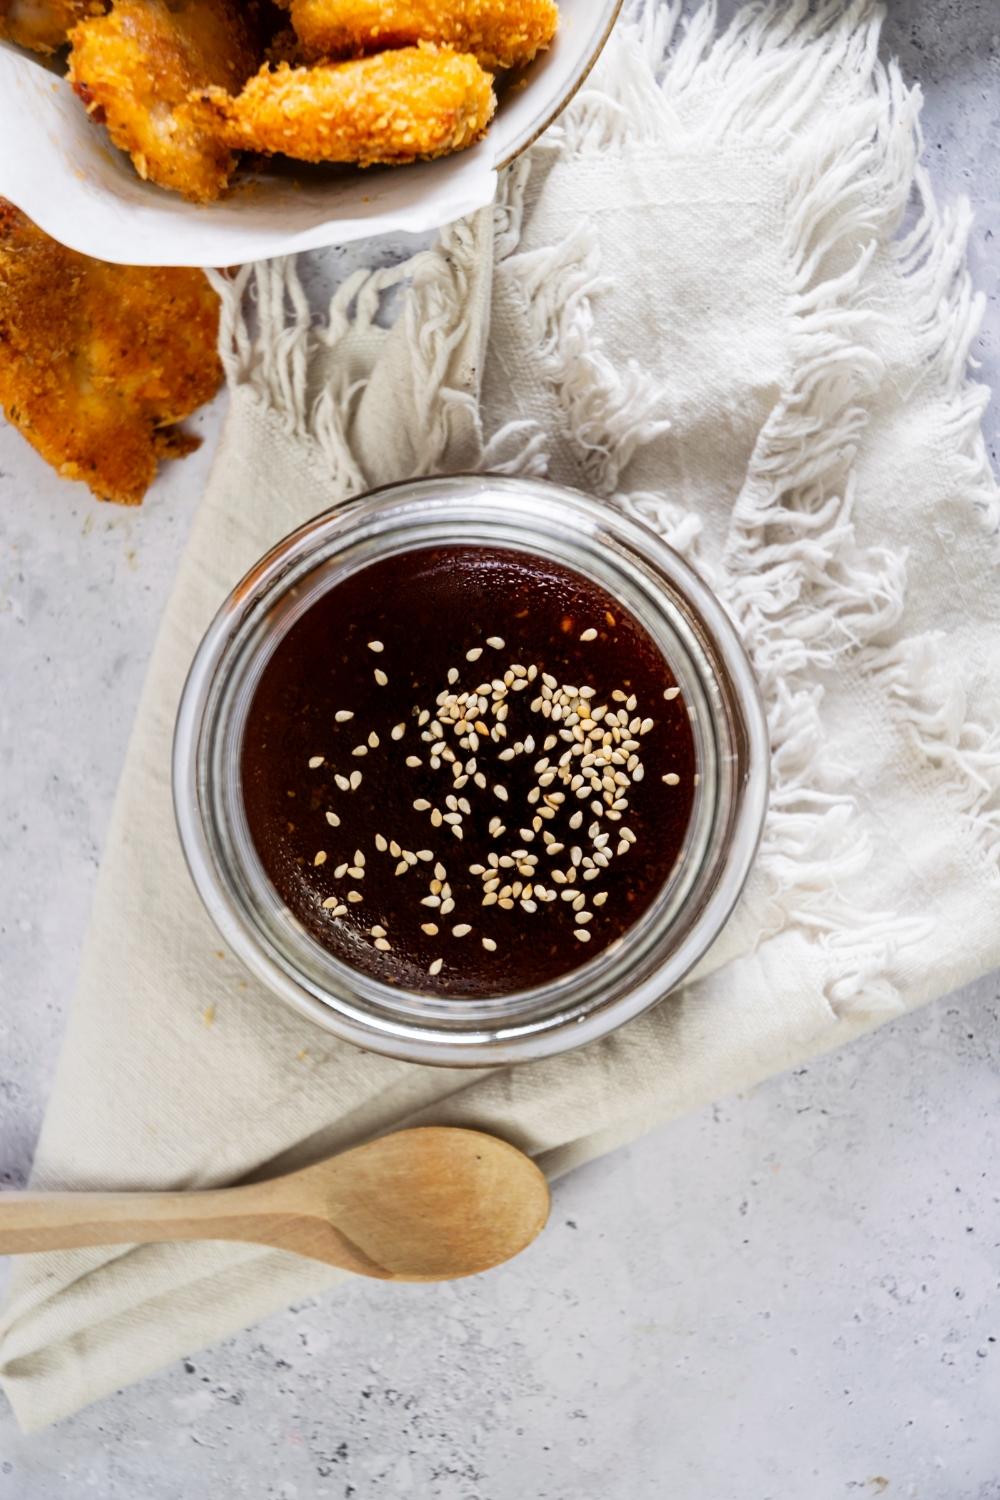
[0,0,622,266]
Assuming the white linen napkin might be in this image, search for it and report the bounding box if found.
[2,0,998,1431]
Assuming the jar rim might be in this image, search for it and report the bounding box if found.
[173,475,769,1066]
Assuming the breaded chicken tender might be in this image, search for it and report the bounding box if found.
[67,0,259,202]
[0,0,104,54]
[288,0,558,71]
[199,45,495,167]
[0,201,221,504]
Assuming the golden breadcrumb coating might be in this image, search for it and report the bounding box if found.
[67,0,259,202]
[0,201,221,504]
[0,0,104,54]
[289,0,558,71]
[199,45,495,167]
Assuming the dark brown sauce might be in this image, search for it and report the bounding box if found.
[241,546,696,997]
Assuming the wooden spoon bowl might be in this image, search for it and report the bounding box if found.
[0,1128,550,1282]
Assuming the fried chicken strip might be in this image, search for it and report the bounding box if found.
[0,0,104,55]
[68,0,259,202]
[0,201,221,504]
[288,0,558,71]
[199,45,495,167]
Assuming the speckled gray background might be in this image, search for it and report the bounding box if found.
[1,2,999,1495]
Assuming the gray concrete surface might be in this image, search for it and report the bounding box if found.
[1,1,998,1495]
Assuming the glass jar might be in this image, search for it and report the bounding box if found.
[173,475,768,1066]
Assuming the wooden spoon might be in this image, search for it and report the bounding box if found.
[0,1127,549,1282]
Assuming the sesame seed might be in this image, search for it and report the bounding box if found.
[663,772,680,785]
[452,924,471,937]
[374,669,388,686]
[664,686,681,700]
[334,711,354,723]
[447,668,459,685]
[313,851,327,866]
[391,723,406,740]
[413,799,431,811]
[466,647,483,662]
[422,922,439,935]
[321,896,338,909]
[482,937,497,951]
[405,756,422,768]
[579,628,598,642]
[367,640,384,653]
[486,636,505,649]
[325,811,340,827]
[349,770,363,790]
[574,929,592,943]
[494,785,508,801]
[352,745,367,757]
[308,756,325,769]
[375,833,388,851]
[428,958,444,976]
[334,863,348,879]
[374,938,392,952]
[368,731,380,748]
[347,891,363,903]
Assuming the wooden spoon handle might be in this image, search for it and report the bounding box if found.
[0,1186,269,1255]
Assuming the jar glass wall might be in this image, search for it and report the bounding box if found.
[173,476,768,1066]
